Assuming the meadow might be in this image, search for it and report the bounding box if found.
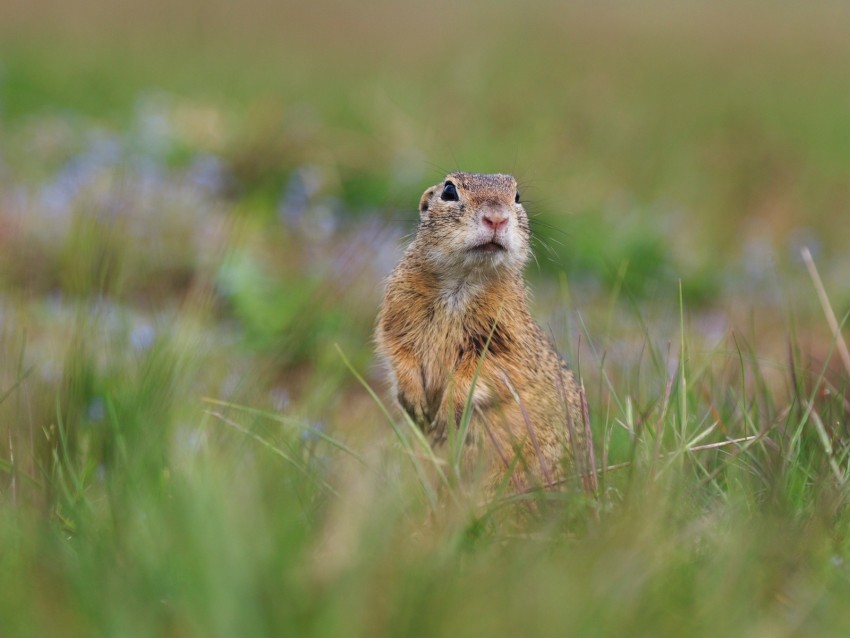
[1,1,850,635]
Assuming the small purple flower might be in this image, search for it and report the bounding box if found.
[130,323,156,352]
[87,397,105,422]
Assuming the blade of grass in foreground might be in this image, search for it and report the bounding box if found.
[802,246,850,380]
[202,397,366,465]
[335,343,440,508]
[205,409,340,496]
[678,279,688,447]
[452,308,503,480]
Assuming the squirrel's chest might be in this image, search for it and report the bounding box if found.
[413,306,468,371]
[381,277,516,400]
[412,298,507,386]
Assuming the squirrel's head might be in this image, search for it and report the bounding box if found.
[416,172,530,275]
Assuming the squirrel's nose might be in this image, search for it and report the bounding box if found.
[482,211,509,233]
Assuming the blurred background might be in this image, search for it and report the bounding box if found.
[2,1,850,635]
[1,0,849,458]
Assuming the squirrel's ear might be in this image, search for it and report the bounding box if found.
[419,187,436,218]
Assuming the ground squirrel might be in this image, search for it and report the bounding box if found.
[375,172,593,494]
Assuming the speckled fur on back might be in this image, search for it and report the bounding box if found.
[375,172,593,494]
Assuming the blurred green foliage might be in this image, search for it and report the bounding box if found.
[3,1,849,299]
[217,248,344,363]
[0,1,849,636]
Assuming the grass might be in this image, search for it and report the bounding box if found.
[2,287,850,636]
[1,0,850,635]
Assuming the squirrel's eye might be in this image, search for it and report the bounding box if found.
[515,191,521,203]
[441,182,459,202]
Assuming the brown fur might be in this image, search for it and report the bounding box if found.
[375,172,590,493]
